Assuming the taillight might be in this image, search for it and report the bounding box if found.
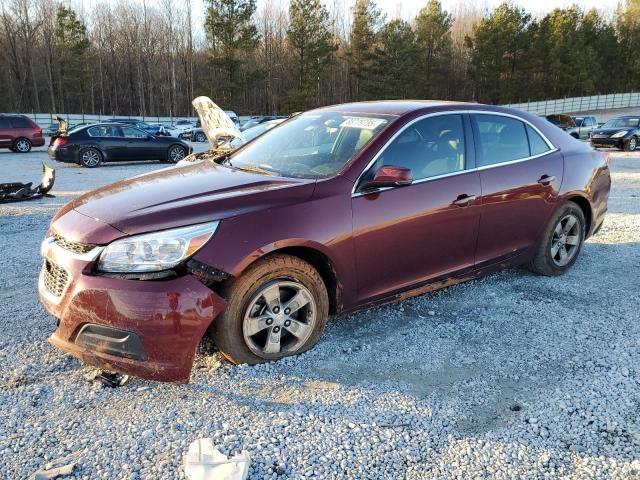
[34,127,42,137]
[53,137,68,147]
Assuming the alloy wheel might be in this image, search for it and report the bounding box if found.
[16,139,30,152]
[550,214,581,267]
[81,149,100,167]
[242,280,317,358]
[169,146,186,162]
[630,137,637,151]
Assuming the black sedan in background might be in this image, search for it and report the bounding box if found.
[590,116,640,151]
[48,123,192,167]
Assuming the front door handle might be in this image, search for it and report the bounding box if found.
[537,175,556,186]
[452,194,476,207]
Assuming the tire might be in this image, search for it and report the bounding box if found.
[195,132,206,143]
[167,144,187,163]
[79,147,102,168]
[624,136,637,152]
[14,138,32,153]
[527,201,586,276]
[212,254,329,365]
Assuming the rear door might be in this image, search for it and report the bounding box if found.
[0,116,12,147]
[351,113,481,302]
[471,113,563,266]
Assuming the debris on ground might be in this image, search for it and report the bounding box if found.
[0,164,55,203]
[29,450,82,479]
[184,438,250,480]
[83,369,130,388]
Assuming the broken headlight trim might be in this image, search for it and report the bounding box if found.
[97,222,219,273]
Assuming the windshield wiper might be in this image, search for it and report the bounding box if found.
[233,164,277,176]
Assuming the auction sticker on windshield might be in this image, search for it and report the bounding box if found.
[340,117,387,129]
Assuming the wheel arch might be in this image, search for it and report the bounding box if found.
[564,194,593,235]
[227,241,344,315]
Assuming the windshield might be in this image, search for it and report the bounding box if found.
[572,117,584,127]
[602,117,639,128]
[226,112,392,179]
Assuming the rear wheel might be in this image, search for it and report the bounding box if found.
[212,254,329,364]
[527,202,585,276]
[195,132,207,143]
[14,138,32,153]
[624,136,637,152]
[167,145,187,163]
[79,148,102,168]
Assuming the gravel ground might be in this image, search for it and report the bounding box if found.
[0,146,639,479]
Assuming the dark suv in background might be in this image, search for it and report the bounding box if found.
[0,114,45,152]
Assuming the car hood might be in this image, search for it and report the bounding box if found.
[70,162,315,238]
[592,127,631,135]
[192,96,242,148]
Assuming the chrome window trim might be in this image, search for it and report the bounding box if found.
[351,109,558,197]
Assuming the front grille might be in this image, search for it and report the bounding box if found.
[43,260,69,297]
[53,233,95,255]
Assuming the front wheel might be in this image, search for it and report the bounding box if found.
[212,254,329,364]
[624,136,637,152]
[527,202,586,276]
[167,145,187,163]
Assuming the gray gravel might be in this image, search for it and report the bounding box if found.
[1,147,639,479]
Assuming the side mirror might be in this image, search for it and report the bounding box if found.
[360,165,413,191]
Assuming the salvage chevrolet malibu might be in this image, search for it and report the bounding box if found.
[38,101,611,382]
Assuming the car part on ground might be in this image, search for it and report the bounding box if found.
[183,438,251,480]
[38,100,610,382]
[0,164,55,203]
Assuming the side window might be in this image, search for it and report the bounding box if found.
[526,125,551,156]
[121,126,147,138]
[0,117,10,128]
[9,116,32,128]
[473,114,530,167]
[366,114,466,182]
[87,126,115,137]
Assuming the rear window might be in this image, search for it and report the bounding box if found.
[8,116,33,128]
[526,125,551,156]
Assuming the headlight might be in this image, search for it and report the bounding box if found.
[97,222,219,273]
[611,130,629,138]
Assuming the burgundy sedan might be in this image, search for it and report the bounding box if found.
[38,101,611,382]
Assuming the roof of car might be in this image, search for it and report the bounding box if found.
[314,100,479,116]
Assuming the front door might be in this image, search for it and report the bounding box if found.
[351,113,481,303]
[471,113,563,266]
[0,116,12,147]
[119,126,154,160]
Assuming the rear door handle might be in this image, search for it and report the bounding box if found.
[537,175,556,186]
[452,194,476,207]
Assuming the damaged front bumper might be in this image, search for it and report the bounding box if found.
[38,234,226,382]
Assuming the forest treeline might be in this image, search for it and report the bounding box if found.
[1,0,639,117]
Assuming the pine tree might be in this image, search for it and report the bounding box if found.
[286,0,336,111]
[415,0,453,99]
[347,0,383,100]
[205,0,259,110]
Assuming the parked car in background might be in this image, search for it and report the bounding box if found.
[225,111,240,127]
[48,123,191,167]
[0,114,45,152]
[590,116,640,151]
[38,100,610,382]
[240,115,286,132]
[545,114,597,140]
[172,119,196,134]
